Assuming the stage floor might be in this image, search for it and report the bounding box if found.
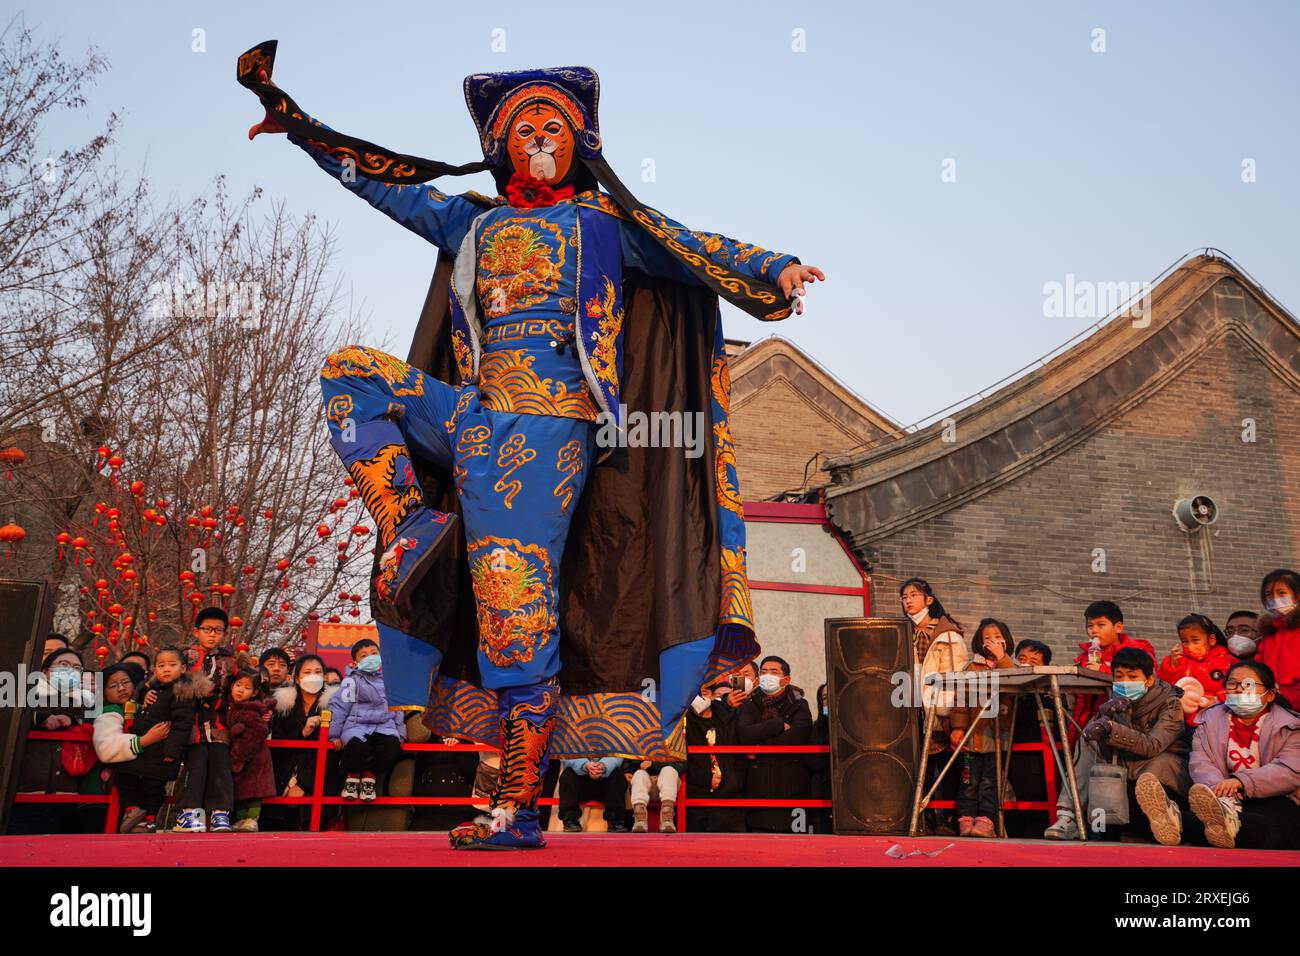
[2,831,1295,867]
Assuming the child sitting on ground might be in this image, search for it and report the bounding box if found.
[227,668,276,832]
[1157,613,1237,728]
[1045,647,1191,845]
[328,639,406,801]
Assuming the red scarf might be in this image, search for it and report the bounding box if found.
[1227,714,1262,771]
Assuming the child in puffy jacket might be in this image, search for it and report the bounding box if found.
[1157,614,1238,728]
[328,639,405,801]
[949,619,1018,838]
[227,669,276,832]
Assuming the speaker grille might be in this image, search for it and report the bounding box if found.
[825,617,918,834]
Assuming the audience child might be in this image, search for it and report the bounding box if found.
[1255,569,1300,712]
[1045,647,1191,845]
[1014,639,1052,666]
[950,619,1017,837]
[173,607,238,832]
[1158,613,1237,728]
[1071,601,1156,735]
[328,639,406,801]
[1187,659,1300,849]
[114,648,205,834]
[227,668,276,832]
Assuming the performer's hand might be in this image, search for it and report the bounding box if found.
[143,688,158,708]
[778,263,825,315]
[949,728,964,749]
[248,69,287,140]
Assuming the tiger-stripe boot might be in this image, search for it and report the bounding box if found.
[449,682,558,850]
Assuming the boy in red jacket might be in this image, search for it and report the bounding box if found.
[1072,601,1156,737]
[1157,614,1236,728]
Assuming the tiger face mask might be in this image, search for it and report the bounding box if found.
[506,101,575,184]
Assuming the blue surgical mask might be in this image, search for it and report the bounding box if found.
[1112,681,1148,701]
[50,668,81,693]
[1266,596,1297,614]
[356,654,381,673]
[758,674,781,695]
[1226,693,1265,717]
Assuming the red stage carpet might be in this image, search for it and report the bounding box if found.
[2,832,1295,867]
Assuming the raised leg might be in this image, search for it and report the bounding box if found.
[319,346,463,606]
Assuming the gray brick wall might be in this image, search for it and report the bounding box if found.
[862,332,1300,665]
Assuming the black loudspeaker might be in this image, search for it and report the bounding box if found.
[825,616,918,835]
[0,579,52,833]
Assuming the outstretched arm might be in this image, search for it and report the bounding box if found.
[250,77,478,255]
[618,205,824,313]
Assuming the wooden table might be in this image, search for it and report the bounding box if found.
[907,665,1112,841]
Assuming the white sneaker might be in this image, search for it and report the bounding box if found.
[1188,783,1240,849]
[1044,811,1079,840]
[1135,772,1183,846]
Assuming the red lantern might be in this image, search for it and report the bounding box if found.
[351,525,370,537]
[0,446,25,480]
[275,559,290,572]
[328,615,341,624]
[0,522,25,558]
[316,524,331,538]
[95,645,109,659]
[130,480,145,496]
[179,570,196,584]
[263,509,274,520]
[55,531,71,560]
[107,602,124,616]
[348,608,360,618]
[118,551,134,566]
[236,642,250,653]
[201,517,218,531]
[200,505,213,518]
[242,565,256,576]
[304,555,317,566]
[229,615,244,628]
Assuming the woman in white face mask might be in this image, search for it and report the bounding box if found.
[1254,568,1300,713]
[266,654,339,831]
[898,577,968,837]
[1187,660,1300,849]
